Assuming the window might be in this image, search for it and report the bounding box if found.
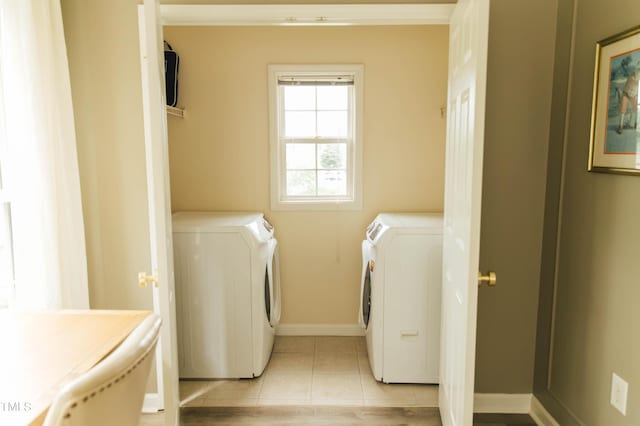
[269,65,363,210]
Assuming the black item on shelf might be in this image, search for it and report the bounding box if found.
[164,41,179,107]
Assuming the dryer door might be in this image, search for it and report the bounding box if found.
[360,240,374,329]
[266,238,281,327]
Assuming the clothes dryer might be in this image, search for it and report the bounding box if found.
[172,212,281,379]
[359,213,443,383]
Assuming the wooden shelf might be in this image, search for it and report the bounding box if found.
[166,105,184,118]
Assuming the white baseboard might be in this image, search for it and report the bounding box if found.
[530,395,560,426]
[142,393,162,413]
[473,393,559,425]
[276,323,364,336]
[473,393,532,414]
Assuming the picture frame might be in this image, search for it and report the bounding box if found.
[588,25,640,175]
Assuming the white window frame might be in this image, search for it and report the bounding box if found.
[268,64,363,211]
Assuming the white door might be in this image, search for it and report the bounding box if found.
[439,0,490,425]
[138,0,180,424]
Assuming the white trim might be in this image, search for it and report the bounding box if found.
[160,4,454,26]
[473,393,560,425]
[276,323,364,336]
[138,2,179,423]
[473,393,532,414]
[530,395,560,426]
[142,392,163,413]
[268,64,363,211]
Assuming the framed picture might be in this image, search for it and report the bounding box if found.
[588,25,640,175]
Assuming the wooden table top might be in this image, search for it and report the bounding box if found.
[0,310,152,426]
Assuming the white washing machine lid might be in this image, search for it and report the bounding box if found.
[172,212,274,242]
[375,213,443,230]
[367,212,443,245]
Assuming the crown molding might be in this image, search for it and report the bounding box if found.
[160,4,454,26]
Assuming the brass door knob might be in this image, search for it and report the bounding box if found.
[138,272,159,288]
[478,271,497,287]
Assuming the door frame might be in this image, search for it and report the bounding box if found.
[136,2,485,420]
[137,1,179,423]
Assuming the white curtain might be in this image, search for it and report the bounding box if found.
[0,0,89,309]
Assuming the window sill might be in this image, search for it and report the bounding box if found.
[271,198,362,211]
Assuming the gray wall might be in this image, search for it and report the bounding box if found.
[534,0,574,398]
[535,0,640,424]
[475,0,557,393]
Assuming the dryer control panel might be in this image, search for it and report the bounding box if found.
[366,221,386,243]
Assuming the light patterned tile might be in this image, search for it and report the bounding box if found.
[267,352,314,373]
[361,373,416,405]
[259,371,312,400]
[273,336,316,353]
[312,374,363,402]
[179,380,215,401]
[356,337,367,353]
[177,339,435,411]
[411,384,439,407]
[201,377,263,399]
[315,336,358,353]
[313,351,359,374]
[357,351,371,375]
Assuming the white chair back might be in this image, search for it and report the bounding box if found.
[43,314,162,426]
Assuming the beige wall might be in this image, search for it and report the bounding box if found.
[535,0,640,424]
[474,0,557,393]
[62,0,153,312]
[164,25,448,324]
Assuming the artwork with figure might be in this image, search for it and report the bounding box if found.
[589,26,640,174]
[605,49,640,153]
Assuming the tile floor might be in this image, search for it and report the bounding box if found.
[179,336,438,408]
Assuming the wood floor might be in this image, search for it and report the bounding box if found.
[141,337,536,425]
[182,406,440,425]
[140,407,537,425]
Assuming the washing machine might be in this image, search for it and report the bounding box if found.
[359,213,443,384]
[172,212,281,379]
